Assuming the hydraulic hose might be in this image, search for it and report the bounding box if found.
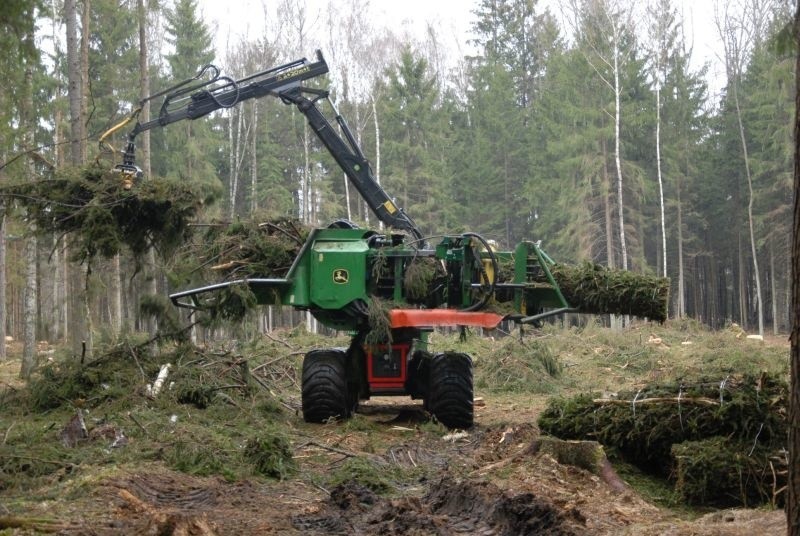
[459,232,498,312]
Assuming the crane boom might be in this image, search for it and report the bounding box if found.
[116,50,423,242]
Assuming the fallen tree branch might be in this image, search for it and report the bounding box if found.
[262,331,296,350]
[592,397,719,406]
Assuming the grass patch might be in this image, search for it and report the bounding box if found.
[475,336,564,394]
[325,457,395,494]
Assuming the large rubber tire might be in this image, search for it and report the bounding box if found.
[427,352,473,429]
[302,350,353,423]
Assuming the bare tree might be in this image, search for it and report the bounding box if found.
[566,0,636,272]
[715,0,773,337]
[646,0,674,280]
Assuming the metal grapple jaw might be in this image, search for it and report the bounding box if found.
[113,163,143,190]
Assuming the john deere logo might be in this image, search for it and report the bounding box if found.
[333,269,349,284]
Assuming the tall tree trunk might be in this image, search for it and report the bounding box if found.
[20,62,37,379]
[770,239,778,335]
[0,210,5,360]
[732,84,764,336]
[655,84,667,280]
[65,0,82,165]
[676,174,686,318]
[138,0,158,342]
[786,5,800,532]
[80,0,90,162]
[65,0,89,358]
[370,98,380,228]
[603,140,615,268]
[738,229,747,328]
[612,35,627,272]
[110,255,122,334]
[250,101,258,214]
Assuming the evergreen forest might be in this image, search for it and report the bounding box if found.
[0,0,795,363]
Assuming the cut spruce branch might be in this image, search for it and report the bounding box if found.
[545,262,669,322]
[0,163,210,264]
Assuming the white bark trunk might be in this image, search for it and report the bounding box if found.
[372,98,381,229]
[612,35,627,272]
[655,84,667,279]
[733,82,763,336]
[303,121,311,224]
[110,255,122,334]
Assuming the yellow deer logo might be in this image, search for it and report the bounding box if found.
[333,269,349,284]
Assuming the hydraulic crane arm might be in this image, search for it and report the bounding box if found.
[113,50,423,242]
[279,86,423,242]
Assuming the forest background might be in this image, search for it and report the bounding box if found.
[0,0,794,367]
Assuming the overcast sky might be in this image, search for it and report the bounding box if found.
[198,0,725,100]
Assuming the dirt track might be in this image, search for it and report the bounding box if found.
[2,396,784,536]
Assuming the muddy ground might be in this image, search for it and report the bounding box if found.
[0,397,786,535]
[0,325,789,535]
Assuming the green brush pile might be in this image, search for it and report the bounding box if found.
[196,218,308,280]
[548,263,669,322]
[0,163,210,264]
[671,437,786,507]
[538,373,787,506]
[171,217,308,322]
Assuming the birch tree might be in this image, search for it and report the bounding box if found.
[715,0,774,336]
[566,0,637,271]
[646,0,674,279]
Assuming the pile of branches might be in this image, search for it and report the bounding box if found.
[538,373,787,506]
[0,164,208,264]
[195,218,308,281]
[171,218,309,322]
[547,263,669,322]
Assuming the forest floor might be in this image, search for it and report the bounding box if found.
[0,319,790,535]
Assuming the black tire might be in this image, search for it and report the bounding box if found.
[302,350,353,423]
[427,352,473,429]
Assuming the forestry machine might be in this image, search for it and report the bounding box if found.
[113,50,575,429]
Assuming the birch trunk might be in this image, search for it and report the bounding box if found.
[655,83,667,279]
[612,35,627,272]
[733,86,764,336]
